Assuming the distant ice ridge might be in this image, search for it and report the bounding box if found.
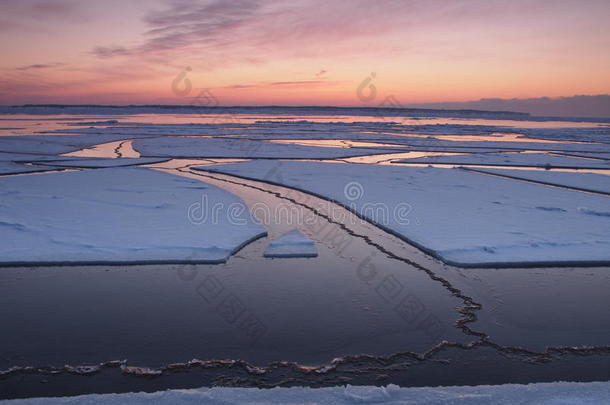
[2,381,610,404]
[0,167,266,265]
[263,229,318,258]
[201,161,610,267]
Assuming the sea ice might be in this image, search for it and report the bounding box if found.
[0,167,266,265]
[0,152,75,162]
[132,137,387,159]
[0,135,152,155]
[30,157,168,168]
[200,160,610,267]
[263,229,318,258]
[552,151,610,160]
[393,152,610,169]
[0,161,54,175]
[519,127,610,143]
[0,137,79,155]
[466,168,610,194]
[2,381,610,404]
[40,121,610,154]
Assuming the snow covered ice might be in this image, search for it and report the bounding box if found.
[131,136,392,159]
[29,157,168,168]
[393,151,610,169]
[466,168,610,194]
[263,229,318,258]
[0,160,53,175]
[0,167,266,265]
[201,160,610,267]
[2,381,610,404]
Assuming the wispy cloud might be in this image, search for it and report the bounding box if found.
[3,0,610,106]
[1,0,89,28]
[138,0,262,54]
[218,79,343,90]
[269,80,335,86]
[91,46,132,58]
[15,63,64,71]
[90,0,415,63]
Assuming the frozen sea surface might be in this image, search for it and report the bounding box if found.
[132,137,392,159]
[393,151,610,169]
[0,135,152,155]
[1,111,610,398]
[202,160,610,267]
[0,161,54,175]
[0,167,266,265]
[30,157,168,168]
[466,168,610,194]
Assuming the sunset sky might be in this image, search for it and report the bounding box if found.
[1,0,610,107]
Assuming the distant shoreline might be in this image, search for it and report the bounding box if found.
[1,104,609,123]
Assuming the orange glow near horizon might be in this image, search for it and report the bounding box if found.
[1,0,610,110]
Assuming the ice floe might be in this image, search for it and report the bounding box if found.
[30,157,168,168]
[38,121,610,154]
[379,138,610,153]
[0,135,152,155]
[200,160,610,267]
[2,381,610,404]
[518,127,610,143]
[263,229,318,258]
[0,161,54,175]
[552,151,610,160]
[0,167,265,265]
[393,152,610,169]
[466,168,610,194]
[132,137,386,159]
[0,152,74,162]
[0,137,80,155]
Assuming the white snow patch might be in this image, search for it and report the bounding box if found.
[2,381,610,404]
[263,229,318,258]
[0,167,266,265]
